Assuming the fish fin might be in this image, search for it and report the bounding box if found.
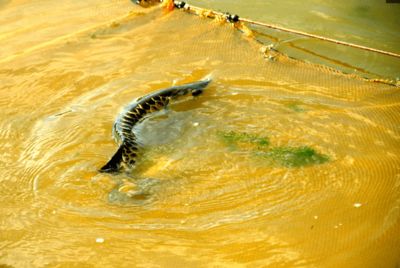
[100,145,124,173]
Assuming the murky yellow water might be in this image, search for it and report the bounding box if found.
[1,1,400,267]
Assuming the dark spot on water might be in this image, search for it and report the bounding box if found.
[353,5,370,15]
[0,264,15,268]
[110,21,120,28]
[0,0,11,9]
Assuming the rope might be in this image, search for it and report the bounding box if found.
[169,1,400,59]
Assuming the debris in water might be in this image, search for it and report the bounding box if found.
[96,238,105,243]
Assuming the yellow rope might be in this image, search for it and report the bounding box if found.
[240,17,400,59]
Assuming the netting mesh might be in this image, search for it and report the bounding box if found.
[1,1,399,267]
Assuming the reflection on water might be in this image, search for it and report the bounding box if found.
[0,1,399,267]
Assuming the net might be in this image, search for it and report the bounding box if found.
[1,1,399,267]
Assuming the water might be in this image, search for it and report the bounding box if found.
[0,1,399,267]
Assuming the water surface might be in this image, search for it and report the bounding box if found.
[0,1,399,267]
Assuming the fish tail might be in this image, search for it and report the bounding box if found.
[100,145,124,173]
[100,139,139,173]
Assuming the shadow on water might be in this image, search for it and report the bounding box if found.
[0,0,11,9]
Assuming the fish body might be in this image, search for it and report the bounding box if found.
[100,78,212,173]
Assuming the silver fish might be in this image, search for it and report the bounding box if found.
[100,77,212,173]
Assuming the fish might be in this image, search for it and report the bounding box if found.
[100,77,212,173]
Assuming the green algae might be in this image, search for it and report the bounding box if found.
[217,130,270,149]
[217,130,329,167]
[256,146,329,167]
[286,102,306,112]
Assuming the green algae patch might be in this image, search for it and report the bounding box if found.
[217,131,329,167]
[256,146,329,167]
[217,130,270,150]
[286,102,306,112]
